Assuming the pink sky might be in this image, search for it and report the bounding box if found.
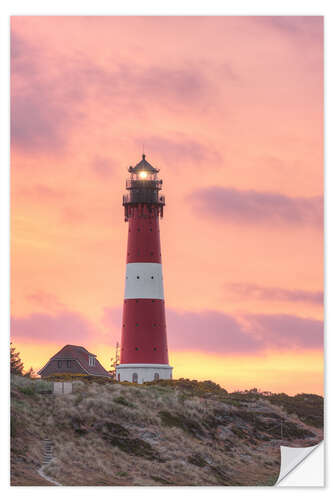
[10,16,323,395]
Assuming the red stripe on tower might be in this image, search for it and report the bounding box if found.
[116,155,173,384]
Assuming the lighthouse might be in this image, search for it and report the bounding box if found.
[116,155,173,383]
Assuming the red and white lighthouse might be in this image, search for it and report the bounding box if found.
[116,155,173,383]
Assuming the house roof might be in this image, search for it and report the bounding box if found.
[38,344,111,377]
[53,344,96,358]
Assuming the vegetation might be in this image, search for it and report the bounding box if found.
[10,342,24,375]
[10,376,323,486]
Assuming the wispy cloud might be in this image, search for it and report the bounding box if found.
[11,28,216,155]
[252,16,323,41]
[103,306,323,355]
[11,310,106,345]
[11,31,83,154]
[135,134,221,166]
[166,309,323,354]
[188,186,323,226]
[26,291,65,312]
[92,156,116,178]
[226,282,323,305]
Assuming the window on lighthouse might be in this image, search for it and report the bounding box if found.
[132,373,138,383]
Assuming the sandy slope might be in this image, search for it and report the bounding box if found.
[11,377,323,486]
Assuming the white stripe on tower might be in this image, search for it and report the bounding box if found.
[124,262,164,300]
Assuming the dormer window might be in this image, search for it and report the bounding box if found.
[88,355,96,367]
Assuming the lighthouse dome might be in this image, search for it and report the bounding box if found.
[129,154,159,174]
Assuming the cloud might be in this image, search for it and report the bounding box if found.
[135,135,220,166]
[11,31,39,77]
[11,28,218,155]
[166,309,322,354]
[226,283,323,305]
[246,313,323,350]
[19,184,66,202]
[166,309,260,354]
[11,31,82,154]
[71,59,210,104]
[26,291,65,312]
[188,186,323,226]
[11,310,106,345]
[253,16,323,41]
[103,306,323,355]
[92,156,116,178]
[11,306,323,358]
[102,307,122,330]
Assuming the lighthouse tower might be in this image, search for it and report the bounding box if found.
[116,155,173,384]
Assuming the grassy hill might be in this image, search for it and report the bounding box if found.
[11,375,323,486]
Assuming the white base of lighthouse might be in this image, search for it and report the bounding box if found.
[116,364,173,384]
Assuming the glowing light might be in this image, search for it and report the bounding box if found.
[139,171,148,179]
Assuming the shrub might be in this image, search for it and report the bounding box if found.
[159,410,205,437]
[188,453,206,467]
[113,396,134,408]
[35,380,53,394]
[18,385,35,395]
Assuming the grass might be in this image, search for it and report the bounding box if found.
[10,376,323,486]
[12,375,53,395]
[113,395,135,408]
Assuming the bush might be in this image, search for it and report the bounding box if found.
[145,378,228,398]
[159,410,205,437]
[113,396,135,408]
[18,385,35,396]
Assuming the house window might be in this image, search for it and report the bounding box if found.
[132,373,138,383]
[88,356,96,367]
[57,360,62,368]
[67,360,71,368]
[154,373,159,381]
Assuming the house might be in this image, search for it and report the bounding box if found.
[38,345,111,378]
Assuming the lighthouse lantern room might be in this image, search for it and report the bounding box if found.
[116,155,173,383]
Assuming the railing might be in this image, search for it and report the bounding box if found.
[123,194,165,205]
[126,179,162,190]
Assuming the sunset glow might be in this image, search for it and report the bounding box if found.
[11,16,323,394]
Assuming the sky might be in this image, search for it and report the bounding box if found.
[10,16,323,395]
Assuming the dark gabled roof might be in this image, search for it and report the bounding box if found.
[38,344,111,377]
[129,154,159,173]
[52,345,96,359]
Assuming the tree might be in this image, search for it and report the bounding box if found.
[10,342,24,375]
[108,342,119,380]
[23,367,38,379]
